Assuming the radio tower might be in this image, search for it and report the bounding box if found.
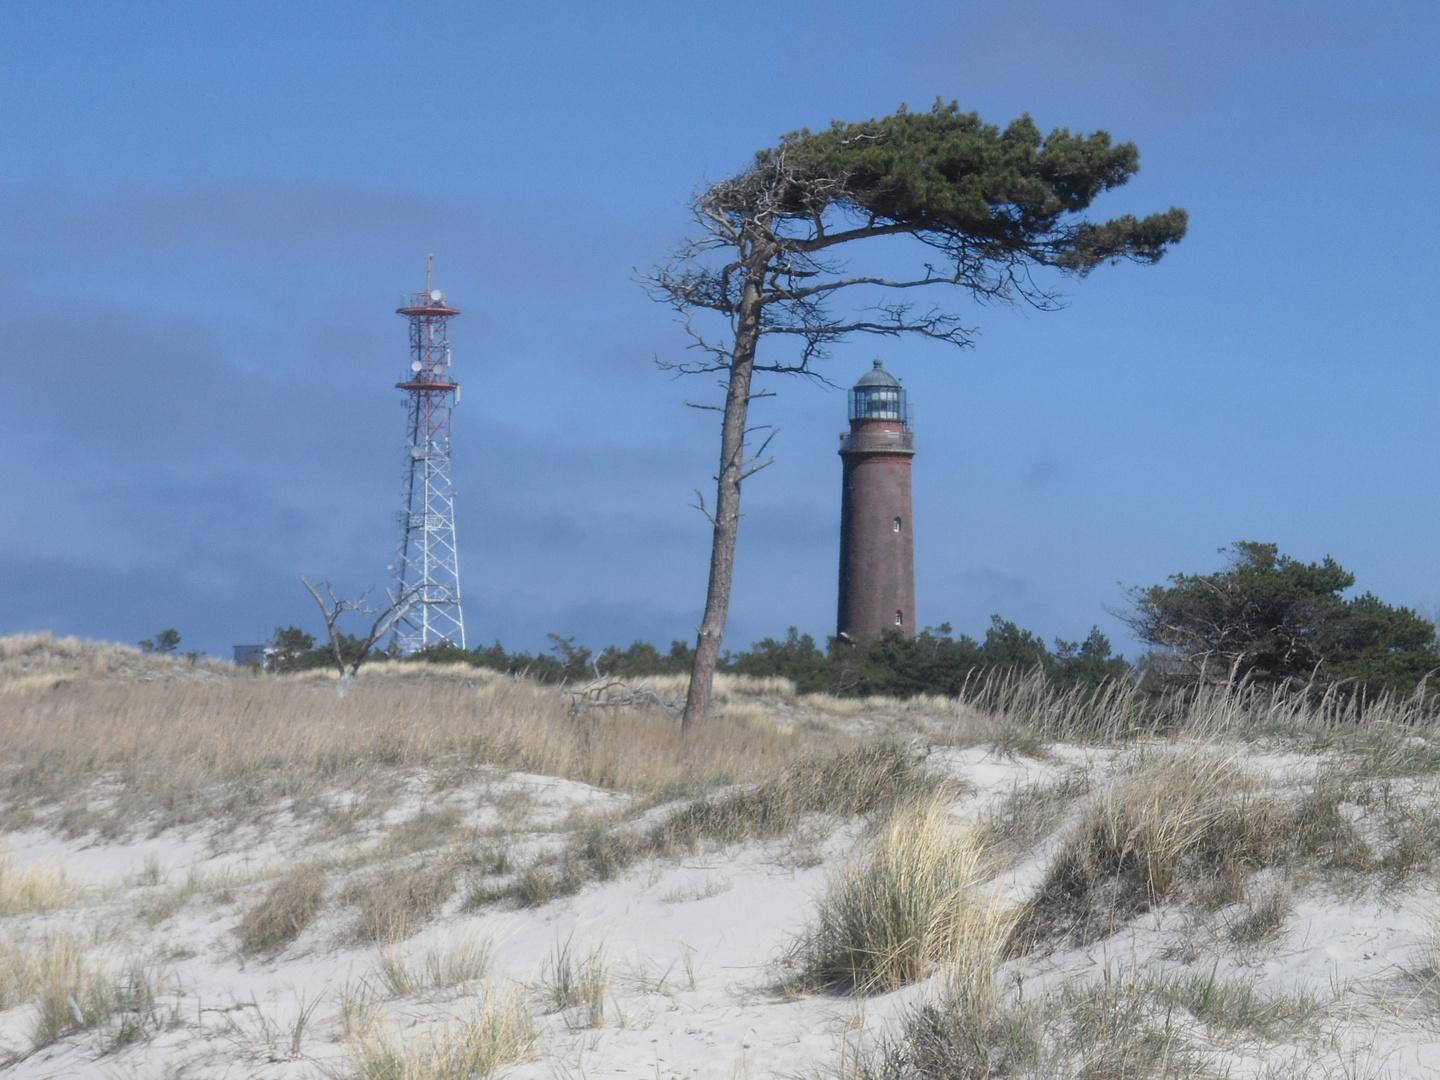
[392,254,465,652]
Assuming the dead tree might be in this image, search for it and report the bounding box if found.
[645,101,1188,730]
[301,575,420,697]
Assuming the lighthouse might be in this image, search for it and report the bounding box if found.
[837,359,916,642]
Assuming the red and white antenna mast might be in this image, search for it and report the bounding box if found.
[391,254,466,651]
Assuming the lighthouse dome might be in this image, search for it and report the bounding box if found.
[854,358,901,389]
[848,359,907,422]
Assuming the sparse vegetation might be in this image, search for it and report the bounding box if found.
[983,773,1089,859]
[238,865,326,955]
[503,741,937,906]
[376,807,467,855]
[1143,965,1323,1038]
[6,632,1440,1076]
[0,935,176,1054]
[374,934,492,996]
[351,858,459,943]
[1227,880,1293,945]
[347,988,536,1079]
[1011,751,1290,949]
[538,936,609,1028]
[0,855,72,915]
[849,966,1208,1080]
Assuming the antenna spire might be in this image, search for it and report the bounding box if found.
[425,252,433,294]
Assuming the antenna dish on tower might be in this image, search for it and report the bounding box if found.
[430,289,443,302]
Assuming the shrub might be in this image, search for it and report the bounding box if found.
[1125,540,1438,698]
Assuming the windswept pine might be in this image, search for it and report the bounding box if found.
[647,101,1187,728]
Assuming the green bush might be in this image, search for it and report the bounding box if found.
[1126,541,1437,698]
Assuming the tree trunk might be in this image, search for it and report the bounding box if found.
[682,269,765,731]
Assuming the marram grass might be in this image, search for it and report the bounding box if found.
[797,793,1004,993]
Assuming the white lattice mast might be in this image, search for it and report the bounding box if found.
[392,254,466,651]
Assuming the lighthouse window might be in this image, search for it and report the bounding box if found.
[892,517,902,533]
[895,610,904,627]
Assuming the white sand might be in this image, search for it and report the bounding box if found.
[4,747,1440,1078]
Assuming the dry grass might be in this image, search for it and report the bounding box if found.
[0,934,83,1012]
[374,934,492,996]
[376,808,467,855]
[1227,879,1293,945]
[351,858,459,943]
[850,965,1224,1080]
[10,633,1440,842]
[0,642,824,836]
[238,865,326,955]
[537,936,609,1028]
[347,987,536,1080]
[796,793,1001,993]
[0,855,73,915]
[0,631,229,695]
[983,774,1090,860]
[0,935,174,1053]
[643,671,798,702]
[1012,750,1290,949]
[918,665,1440,748]
[504,741,938,906]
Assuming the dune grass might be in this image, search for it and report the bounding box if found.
[374,934,492,997]
[0,855,73,916]
[7,633,1440,839]
[851,959,1326,1080]
[538,935,609,1028]
[851,966,1213,1080]
[497,741,938,907]
[347,987,536,1080]
[1011,750,1290,949]
[0,647,820,836]
[350,859,461,944]
[796,793,1000,994]
[0,935,175,1054]
[0,631,229,696]
[238,865,327,955]
[1144,965,1323,1038]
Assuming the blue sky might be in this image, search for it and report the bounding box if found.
[1,2,1437,658]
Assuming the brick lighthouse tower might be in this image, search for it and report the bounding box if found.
[837,359,916,642]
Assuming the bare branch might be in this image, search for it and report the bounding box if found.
[744,425,779,463]
[689,489,717,526]
[739,458,775,482]
[300,574,420,697]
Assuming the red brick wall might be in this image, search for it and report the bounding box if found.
[837,420,915,642]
